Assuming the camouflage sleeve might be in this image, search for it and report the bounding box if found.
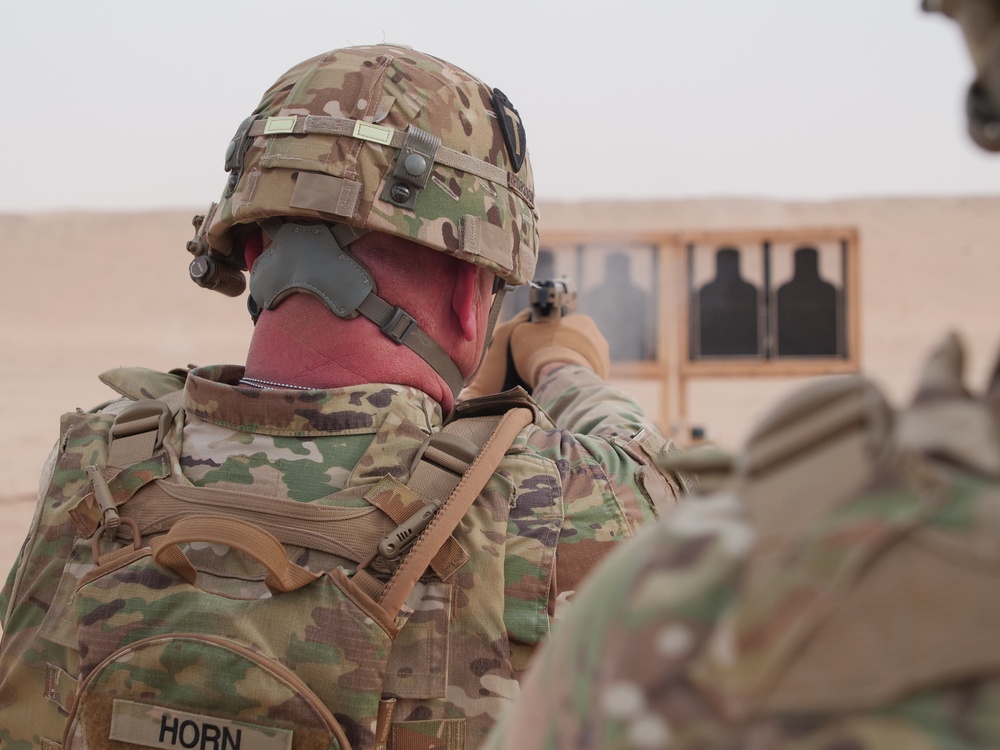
[532,363,651,439]
[519,364,684,617]
[0,439,60,627]
[488,494,751,750]
[532,362,685,519]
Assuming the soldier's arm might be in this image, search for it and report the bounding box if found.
[535,360,689,503]
[512,363,687,638]
[532,362,650,438]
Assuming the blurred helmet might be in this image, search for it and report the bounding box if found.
[924,0,1000,150]
[192,44,538,284]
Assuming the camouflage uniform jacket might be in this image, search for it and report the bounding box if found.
[486,334,1000,750]
[0,361,679,750]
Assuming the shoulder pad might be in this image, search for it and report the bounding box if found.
[449,386,554,429]
[98,366,189,401]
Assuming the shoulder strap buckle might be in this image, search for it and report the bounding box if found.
[409,431,479,476]
[108,400,174,467]
[378,431,482,561]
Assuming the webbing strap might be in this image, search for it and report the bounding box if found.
[108,415,160,467]
[332,223,369,247]
[368,413,523,584]
[352,568,386,602]
[380,408,533,616]
[247,115,509,187]
[390,719,465,750]
[357,293,465,399]
[467,281,510,384]
[365,476,469,580]
[44,663,77,714]
[431,416,513,457]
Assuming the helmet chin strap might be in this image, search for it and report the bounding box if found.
[469,276,511,382]
[248,219,505,401]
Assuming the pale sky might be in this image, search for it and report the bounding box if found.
[1,0,995,212]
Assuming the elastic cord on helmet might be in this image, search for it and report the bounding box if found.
[245,115,533,207]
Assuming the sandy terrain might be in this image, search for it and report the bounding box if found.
[2,196,999,580]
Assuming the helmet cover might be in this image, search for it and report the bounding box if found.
[204,45,539,284]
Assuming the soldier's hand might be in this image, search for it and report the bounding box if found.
[460,310,531,400]
[509,313,611,388]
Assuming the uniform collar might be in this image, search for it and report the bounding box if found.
[183,365,442,436]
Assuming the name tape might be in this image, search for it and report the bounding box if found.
[109,699,293,750]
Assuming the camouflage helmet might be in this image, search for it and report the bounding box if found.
[191,44,538,285]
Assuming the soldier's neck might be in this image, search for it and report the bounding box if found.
[244,297,453,412]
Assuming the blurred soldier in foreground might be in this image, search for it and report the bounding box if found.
[0,46,683,749]
[484,4,1000,748]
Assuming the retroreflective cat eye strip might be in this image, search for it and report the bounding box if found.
[247,115,511,187]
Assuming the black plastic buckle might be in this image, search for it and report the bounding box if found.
[381,307,416,344]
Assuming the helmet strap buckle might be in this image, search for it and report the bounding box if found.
[379,307,417,345]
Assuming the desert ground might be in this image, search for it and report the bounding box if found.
[2,196,999,580]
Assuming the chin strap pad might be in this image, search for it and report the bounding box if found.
[251,221,375,317]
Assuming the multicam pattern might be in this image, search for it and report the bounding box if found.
[68,567,383,750]
[0,409,114,750]
[206,45,538,285]
[0,362,676,749]
[485,334,1000,749]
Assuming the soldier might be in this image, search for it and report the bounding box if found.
[926,0,1000,151]
[0,46,684,749]
[483,5,1000,749]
